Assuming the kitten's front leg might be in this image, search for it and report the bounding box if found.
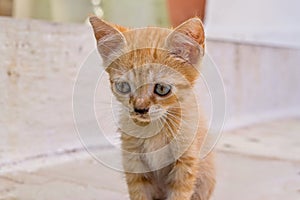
[166,156,198,200]
[125,172,152,200]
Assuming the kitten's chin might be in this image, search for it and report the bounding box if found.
[130,114,151,126]
[132,118,150,126]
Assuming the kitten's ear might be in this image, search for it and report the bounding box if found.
[89,16,127,65]
[166,17,205,66]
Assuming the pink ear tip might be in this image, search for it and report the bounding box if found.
[89,15,102,24]
[190,17,204,24]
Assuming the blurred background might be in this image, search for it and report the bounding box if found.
[1,0,300,47]
[0,0,300,200]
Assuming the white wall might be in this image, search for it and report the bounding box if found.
[205,0,300,48]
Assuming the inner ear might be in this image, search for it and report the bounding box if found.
[165,18,205,66]
[89,16,127,66]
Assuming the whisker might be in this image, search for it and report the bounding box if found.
[161,114,182,151]
[166,111,194,127]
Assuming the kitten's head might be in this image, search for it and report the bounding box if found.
[90,17,205,126]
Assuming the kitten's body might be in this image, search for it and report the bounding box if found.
[90,17,215,200]
[121,103,215,200]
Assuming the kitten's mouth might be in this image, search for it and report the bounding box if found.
[130,112,151,126]
[129,106,165,126]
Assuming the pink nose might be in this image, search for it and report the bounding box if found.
[134,97,150,112]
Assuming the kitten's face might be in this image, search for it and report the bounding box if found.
[90,17,205,125]
[108,63,191,125]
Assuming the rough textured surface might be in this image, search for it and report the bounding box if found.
[0,119,299,200]
[0,17,300,199]
[207,40,300,129]
[0,17,95,172]
[218,118,300,161]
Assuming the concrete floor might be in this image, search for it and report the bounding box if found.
[0,118,300,200]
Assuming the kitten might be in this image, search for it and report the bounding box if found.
[90,16,215,200]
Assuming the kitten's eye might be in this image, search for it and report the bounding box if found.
[115,81,131,94]
[154,83,172,96]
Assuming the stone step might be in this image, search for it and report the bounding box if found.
[1,119,299,200]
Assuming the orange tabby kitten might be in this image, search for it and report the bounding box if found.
[90,16,215,200]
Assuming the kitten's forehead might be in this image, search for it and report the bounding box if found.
[115,64,188,86]
[122,28,171,50]
[106,46,200,85]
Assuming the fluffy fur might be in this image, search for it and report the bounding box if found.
[90,16,215,200]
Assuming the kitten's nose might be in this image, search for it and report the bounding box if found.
[133,97,150,114]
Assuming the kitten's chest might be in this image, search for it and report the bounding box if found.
[141,134,174,171]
